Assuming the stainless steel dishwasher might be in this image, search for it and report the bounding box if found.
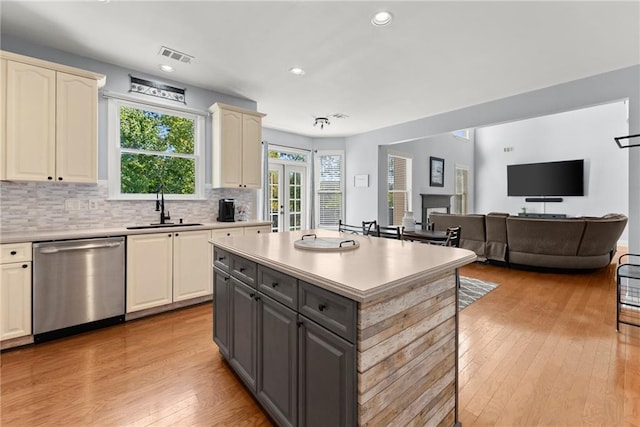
[33,236,125,342]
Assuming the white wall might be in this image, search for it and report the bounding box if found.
[475,102,629,233]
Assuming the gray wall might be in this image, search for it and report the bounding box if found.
[377,133,475,225]
[345,65,640,251]
[1,35,257,183]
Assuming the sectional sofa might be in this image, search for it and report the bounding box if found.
[429,212,628,270]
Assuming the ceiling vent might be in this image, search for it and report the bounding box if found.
[158,46,194,64]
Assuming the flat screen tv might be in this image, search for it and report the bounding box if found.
[507,159,584,197]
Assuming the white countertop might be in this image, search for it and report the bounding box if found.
[210,229,477,302]
[0,220,271,244]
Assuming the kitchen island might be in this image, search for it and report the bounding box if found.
[210,230,476,427]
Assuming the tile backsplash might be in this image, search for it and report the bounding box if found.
[0,181,258,233]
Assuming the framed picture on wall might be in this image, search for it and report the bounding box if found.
[430,156,445,187]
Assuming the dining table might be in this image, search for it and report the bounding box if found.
[402,228,449,243]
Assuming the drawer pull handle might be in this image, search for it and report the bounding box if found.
[218,256,226,261]
[318,303,327,312]
[227,233,231,236]
[240,267,246,273]
[254,295,261,301]
[297,320,304,328]
[271,282,278,288]
[249,292,256,298]
[22,264,28,269]
[10,251,17,255]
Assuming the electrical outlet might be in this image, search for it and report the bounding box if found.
[89,199,99,210]
[77,200,89,210]
[65,199,78,211]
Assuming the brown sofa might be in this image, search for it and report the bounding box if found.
[429,212,627,270]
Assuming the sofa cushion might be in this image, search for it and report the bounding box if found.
[506,217,586,256]
[485,213,509,262]
[430,213,486,257]
[577,215,628,256]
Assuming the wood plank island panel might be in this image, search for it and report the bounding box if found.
[357,272,458,426]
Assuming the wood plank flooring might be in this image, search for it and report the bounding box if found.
[2,257,639,426]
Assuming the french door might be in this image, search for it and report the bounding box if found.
[268,164,306,232]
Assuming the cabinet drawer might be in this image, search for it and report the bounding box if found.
[299,281,356,343]
[257,265,297,310]
[0,242,32,263]
[211,228,244,238]
[230,254,257,287]
[245,225,271,235]
[213,247,231,272]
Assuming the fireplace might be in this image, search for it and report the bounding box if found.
[421,194,453,228]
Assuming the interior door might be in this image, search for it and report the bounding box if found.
[268,164,306,232]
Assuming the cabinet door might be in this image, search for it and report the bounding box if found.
[126,233,173,313]
[257,294,298,427]
[0,262,31,340]
[218,108,243,187]
[230,277,257,391]
[213,267,230,358]
[5,61,56,181]
[299,317,356,427]
[56,72,97,183]
[1,59,6,180]
[173,230,212,301]
[242,113,263,188]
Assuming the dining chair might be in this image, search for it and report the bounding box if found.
[338,219,364,234]
[375,224,403,240]
[362,220,377,235]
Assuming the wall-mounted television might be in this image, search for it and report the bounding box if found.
[507,159,584,197]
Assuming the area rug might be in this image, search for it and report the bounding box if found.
[458,276,499,310]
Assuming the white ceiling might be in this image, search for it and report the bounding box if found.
[1,1,638,137]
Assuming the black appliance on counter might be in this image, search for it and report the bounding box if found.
[217,198,235,222]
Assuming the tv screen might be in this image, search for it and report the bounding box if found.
[507,159,584,197]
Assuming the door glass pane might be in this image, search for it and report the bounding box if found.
[269,170,280,232]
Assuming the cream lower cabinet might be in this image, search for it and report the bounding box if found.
[126,233,173,313]
[173,230,213,301]
[0,243,32,341]
[244,225,272,235]
[127,230,212,313]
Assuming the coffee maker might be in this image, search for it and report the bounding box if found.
[217,199,235,222]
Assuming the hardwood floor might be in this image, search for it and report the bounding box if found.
[458,259,640,427]
[1,257,639,426]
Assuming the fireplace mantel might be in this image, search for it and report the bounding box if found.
[421,194,454,226]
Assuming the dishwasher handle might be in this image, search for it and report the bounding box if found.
[38,241,122,254]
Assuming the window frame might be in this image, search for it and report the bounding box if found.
[387,153,413,226]
[314,150,345,229]
[107,98,205,200]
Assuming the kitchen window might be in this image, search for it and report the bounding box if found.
[108,98,205,199]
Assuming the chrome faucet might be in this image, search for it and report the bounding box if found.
[155,184,171,224]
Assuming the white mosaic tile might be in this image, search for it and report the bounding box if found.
[0,181,258,233]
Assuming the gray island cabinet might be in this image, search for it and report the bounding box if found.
[210,230,476,427]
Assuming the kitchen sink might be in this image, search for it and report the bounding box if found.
[126,223,203,230]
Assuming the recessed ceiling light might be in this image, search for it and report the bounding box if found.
[289,67,305,76]
[371,11,393,26]
[159,64,174,73]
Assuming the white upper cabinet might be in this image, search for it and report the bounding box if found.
[0,51,104,183]
[210,102,266,189]
[56,72,98,183]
